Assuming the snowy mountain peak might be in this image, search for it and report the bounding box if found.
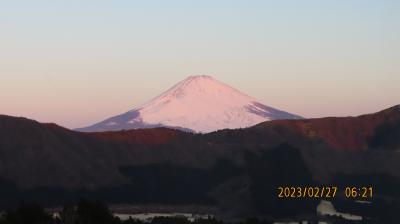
[134,75,252,111]
[77,76,303,133]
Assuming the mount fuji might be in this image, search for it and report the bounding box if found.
[77,75,303,133]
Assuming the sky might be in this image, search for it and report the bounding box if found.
[1,0,399,129]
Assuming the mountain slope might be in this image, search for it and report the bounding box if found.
[1,105,400,219]
[0,115,127,189]
[77,75,302,133]
[214,104,400,151]
[2,105,399,190]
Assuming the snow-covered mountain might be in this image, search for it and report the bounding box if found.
[77,75,303,133]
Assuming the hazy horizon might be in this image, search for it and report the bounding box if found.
[1,0,399,129]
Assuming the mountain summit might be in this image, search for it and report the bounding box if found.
[77,75,302,133]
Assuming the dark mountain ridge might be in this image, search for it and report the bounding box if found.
[0,105,400,219]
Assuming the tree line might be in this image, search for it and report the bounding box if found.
[0,200,272,224]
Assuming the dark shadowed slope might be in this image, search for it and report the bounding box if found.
[0,115,129,189]
[1,105,399,189]
[0,105,400,219]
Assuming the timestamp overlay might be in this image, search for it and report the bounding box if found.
[277,186,373,199]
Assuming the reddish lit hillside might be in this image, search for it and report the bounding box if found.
[87,128,186,146]
[253,105,400,150]
[0,105,399,211]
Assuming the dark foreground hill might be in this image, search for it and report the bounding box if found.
[0,105,400,220]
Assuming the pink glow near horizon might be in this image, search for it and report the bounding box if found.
[1,73,398,129]
[1,1,399,128]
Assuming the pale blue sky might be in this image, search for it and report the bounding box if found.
[1,0,399,128]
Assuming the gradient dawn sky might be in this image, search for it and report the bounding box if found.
[1,0,399,129]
